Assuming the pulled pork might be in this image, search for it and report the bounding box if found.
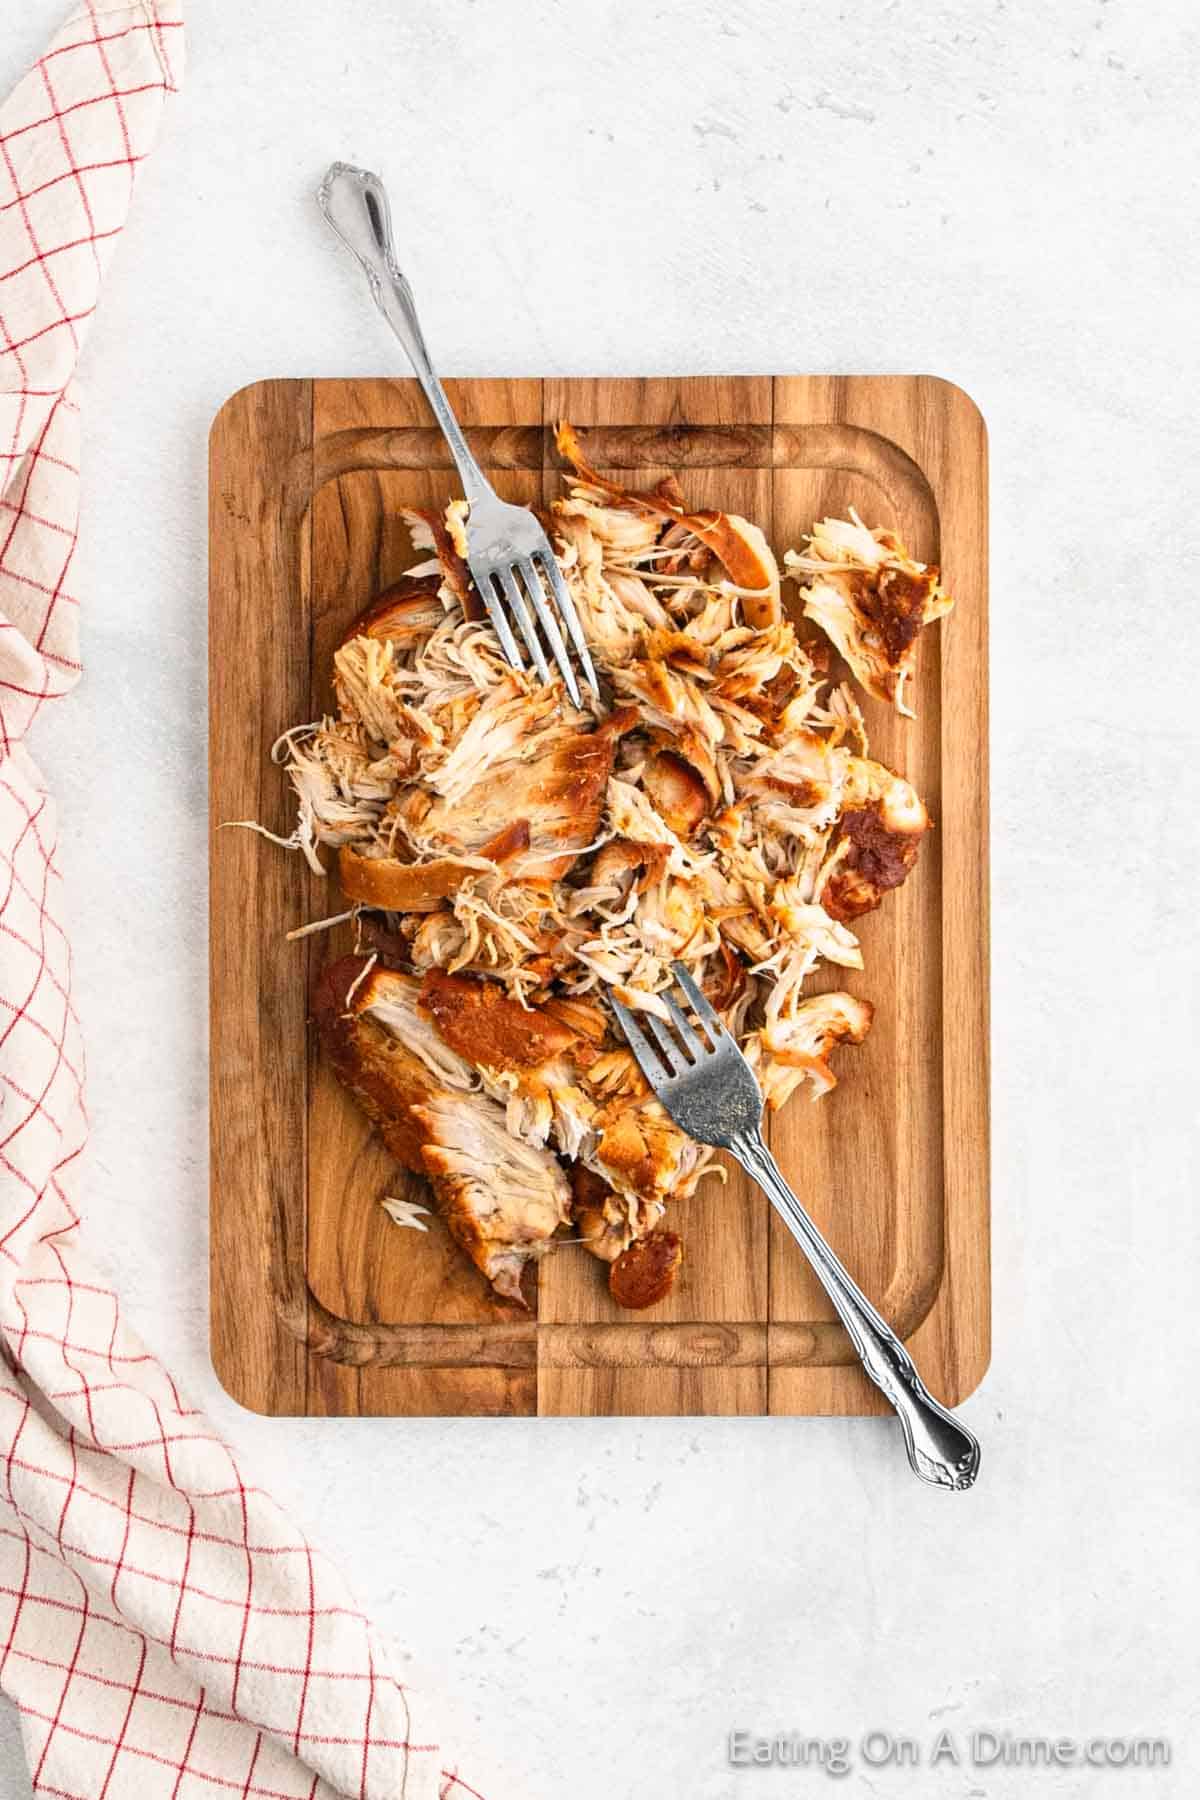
[784,510,952,718]
[273,425,952,1308]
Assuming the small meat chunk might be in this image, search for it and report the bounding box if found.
[609,1231,683,1310]
[338,846,484,912]
[642,750,710,839]
[784,512,952,717]
[556,421,781,628]
[311,958,440,1171]
[822,763,929,923]
[340,576,445,649]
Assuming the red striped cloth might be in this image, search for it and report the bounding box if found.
[0,8,480,1796]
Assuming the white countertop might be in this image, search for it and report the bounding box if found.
[4,1,1199,1794]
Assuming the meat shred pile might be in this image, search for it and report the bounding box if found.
[263,423,952,1307]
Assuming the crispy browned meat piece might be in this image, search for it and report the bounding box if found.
[420,968,587,1074]
[823,804,923,922]
[310,957,440,1171]
[590,1095,700,1210]
[822,764,929,923]
[339,576,445,649]
[785,514,952,717]
[745,990,876,1111]
[313,957,571,1304]
[411,1092,570,1304]
[396,504,480,620]
[609,1231,682,1310]
[338,846,484,912]
[569,1161,613,1234]
[569,1163,648,1265]
[641,749,709,838]
[413,969,705,1247]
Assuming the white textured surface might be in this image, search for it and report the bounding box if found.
[5,2,1200,1796]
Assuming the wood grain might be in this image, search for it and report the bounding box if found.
[209,378,312,1416]
[208,374,989,1418]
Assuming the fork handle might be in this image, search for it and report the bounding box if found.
[318,162,493,506]
[732,1129,981,1490]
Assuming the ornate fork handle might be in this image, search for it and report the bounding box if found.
[732,1130,981,1490]
[317,162,492,506]
[317,160,598,705]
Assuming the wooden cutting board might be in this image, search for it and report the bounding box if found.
[209,374,989,1418]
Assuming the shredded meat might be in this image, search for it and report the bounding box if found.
[413,1093,571,1304]
[822,761,929,922]
[555,421,782,628]
[310,958,443,1170]
[261,428,954,1308]
[784,511,952,717]
[313,958,569,1303]
[405,699,636,880]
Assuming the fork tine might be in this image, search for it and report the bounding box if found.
[609,994,666,1088]
[496,564,551,684]
[515,557,581,707]
[534,548,600,697]
[661,989,704,1059]
[669,960,728,1044]
[471,566,524,672]
[643,1009,689,1075]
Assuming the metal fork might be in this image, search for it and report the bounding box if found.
[318,162,598,706]
[610,963,981,1489]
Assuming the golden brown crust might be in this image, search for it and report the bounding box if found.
[785,520,951,716]
[420,969,584,1073]
[310,956,436,1171]
[641,749,710,839]
[340,577,444,648]
[540,995,609,1049]
[567,1163,617,1260]
[863,566,937,664]
[475,818,532,864]
[337,846,480,912]
[589,837,671,897]
[593,1104,671,1198]
[823,802,925,923]
[315,956,569,1306]
[529,715,624,858]
[407,1140,506,1294]
[609,1232,682,1309]
[397,505,480,620]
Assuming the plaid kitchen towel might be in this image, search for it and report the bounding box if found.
[0,7,481,1796]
